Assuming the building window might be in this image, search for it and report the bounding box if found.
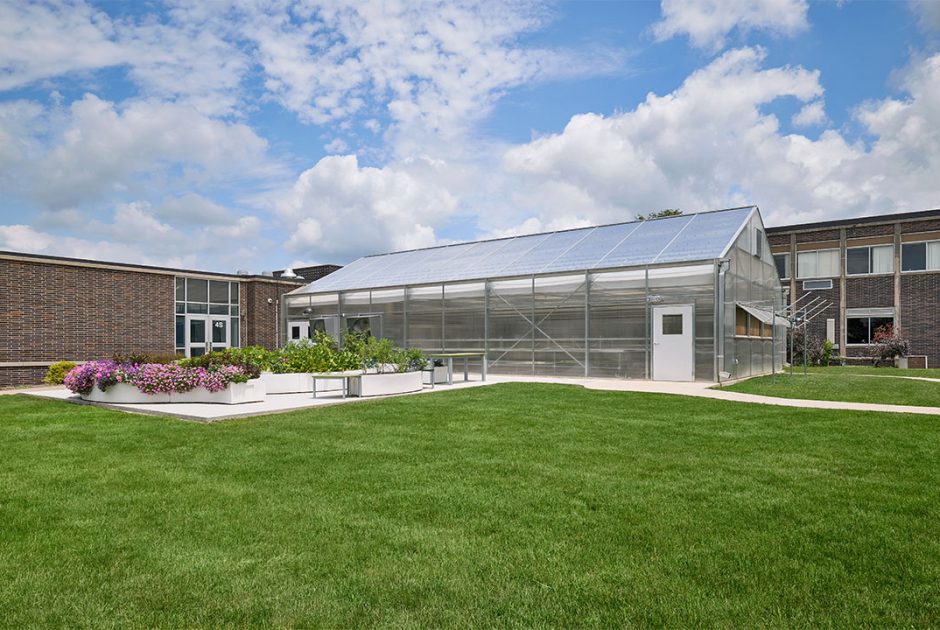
[846,313,894,345]
[796,249,839,278]
[802,279,833,290]
[902,240,940,272]
[175,276,241,353]
[734,306,773,338]
[773,253,789,280]
[846,245,893,275]
[754,229,764,258]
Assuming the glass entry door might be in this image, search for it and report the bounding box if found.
[186,315,229,357]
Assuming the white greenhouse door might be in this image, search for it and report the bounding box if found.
[652,305,695,382]
[288,321,310,342]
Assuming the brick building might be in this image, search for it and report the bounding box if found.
[0,251,336,387]
[766,209,940,367]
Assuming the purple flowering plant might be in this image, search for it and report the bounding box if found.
[64,360,251,396]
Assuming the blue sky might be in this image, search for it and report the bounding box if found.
[1,0,938,273]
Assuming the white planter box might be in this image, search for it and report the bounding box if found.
[170,379,266,404]
[82,382,170,404]
[349,371,423,397]
[897,357,909,369]
[422,366,449,385]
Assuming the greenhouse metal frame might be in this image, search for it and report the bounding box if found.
[285,206,786,382]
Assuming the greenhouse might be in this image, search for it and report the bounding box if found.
[285,206,785,382]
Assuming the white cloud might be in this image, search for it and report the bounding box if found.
[792,100,827,127]
[500,47,940,230]
[154,193,236,225]
[653,0,809,51]
[0,0,123,91]
[909,0,940,33]
[278,154,457,261]
[2,94,275,210]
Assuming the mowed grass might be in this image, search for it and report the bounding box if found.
[1,385,939,627]
[807,364,940,379]
[725,371,940,407]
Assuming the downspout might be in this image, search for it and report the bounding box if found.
[716,258,730,386]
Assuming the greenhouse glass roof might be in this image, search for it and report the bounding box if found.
[292,206,755,294]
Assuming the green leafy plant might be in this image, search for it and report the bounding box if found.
[178,351,262,379]
[821,339,834,366]
[43,361,78,385]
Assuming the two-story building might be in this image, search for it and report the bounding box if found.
[766,209,940,368]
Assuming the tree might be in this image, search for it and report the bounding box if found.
[636,209,683,221]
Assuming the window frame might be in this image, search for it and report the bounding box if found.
[901,239,940,273]
[796,248,839,279]
[773,252,790,280]
[846,244,894,276]
[845,313,895,346]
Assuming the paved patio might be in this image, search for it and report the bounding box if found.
[22,372,940,420]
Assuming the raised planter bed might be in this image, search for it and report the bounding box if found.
[80,380,265,405]
[348,371,423,397]
[82,382,170,404]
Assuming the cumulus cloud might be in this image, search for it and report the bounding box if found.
[792,100,827,127]
[653,0,809,51]
[278,155,457,261]
[501,47,940,231]
[2,94,274,210]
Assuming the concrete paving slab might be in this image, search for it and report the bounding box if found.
[21,372,940,420]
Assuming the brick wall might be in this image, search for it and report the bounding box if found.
[845,276,893,308]
[900,273,940,367]
[0,257,175,361]
[796,229,840,243]
[0,256,307,387]
[242,280,299,350]
[846,224,894,238]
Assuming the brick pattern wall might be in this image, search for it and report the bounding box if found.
[901,218,940,233]
[242,280,299,350]
[768,234,789,247]
[845,276,893,308]
[0,258,176,387]
[796,229,840,243]
[1,367,48,388]
[846,224,894,238]
[900,274,940,367]
[795,284,840,346]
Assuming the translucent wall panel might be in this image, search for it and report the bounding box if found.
[541,222,641,274]
[286,295,311,320]
[506,230,594,276]
[534,274,587,376]
[309,293,339,317]
[588,269,647,378]
[487,278,534,374]
[342,291,371,313]
[443,282,485,352]
[371,289,405,346]
[596,216,693,268]
[407,285,443,351]
[655,207,752,264]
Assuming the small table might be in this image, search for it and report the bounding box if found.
[310,372,360,399]
[426,352,487,385]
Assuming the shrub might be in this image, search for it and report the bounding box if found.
[821,339,834,366]
[43,361,77,385]
[178,351,262,379]
[790,328,825,366]
[870,324,910,367]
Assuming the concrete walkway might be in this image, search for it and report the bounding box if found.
[483,374,940,416]
[20,372,940,420]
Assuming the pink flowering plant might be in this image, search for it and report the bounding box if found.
[64,359,252,396]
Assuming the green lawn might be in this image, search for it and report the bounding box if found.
[807,364,940,379]
[724,371,940,407]
[2,385,939,627]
